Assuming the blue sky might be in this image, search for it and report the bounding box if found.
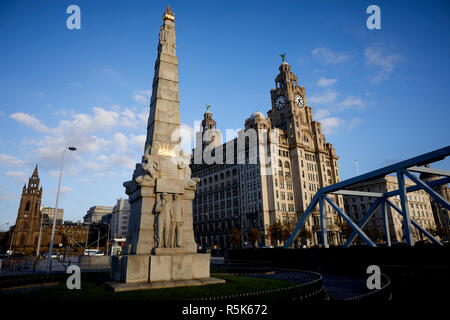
[0,0,449,229]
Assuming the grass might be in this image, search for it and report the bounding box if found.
[2,272,302,301]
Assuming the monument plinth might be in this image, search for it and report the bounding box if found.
[106,6,224,292]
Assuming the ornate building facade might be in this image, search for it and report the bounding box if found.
[343,175,438,243]
[191,59,345,249]
[419,165,450,241]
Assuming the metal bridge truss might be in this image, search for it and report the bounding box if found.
[284,146,450,248]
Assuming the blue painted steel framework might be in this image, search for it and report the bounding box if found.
[283,146,450,248]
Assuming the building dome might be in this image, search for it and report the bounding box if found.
[250,111,266,120]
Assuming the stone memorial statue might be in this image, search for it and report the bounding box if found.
[107,6,224,291]
[154,193,172,248]
[171,194,183,248]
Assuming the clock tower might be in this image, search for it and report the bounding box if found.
[267,55,344,245]
[269,56,306,147]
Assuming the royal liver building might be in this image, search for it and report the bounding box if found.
[191,58,345,249]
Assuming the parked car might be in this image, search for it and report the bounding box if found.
[40,253,62,259]
[84,249,104,256]
[84,249,97,256]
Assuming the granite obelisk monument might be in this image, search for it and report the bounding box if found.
[108,6,224,291]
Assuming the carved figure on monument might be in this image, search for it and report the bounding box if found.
[154,193,173,247]
[135,145,161,186]
[177,156,200,189]
[143,145,160,178]
[171,194,184,247]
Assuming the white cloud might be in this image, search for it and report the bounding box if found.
[10,113,52,133]
[317,78,337,87]
[93,107,119,129]
[52,109,68,116]
[320,117,344,135]
[337,96,365,110]
[96,155,109,161]
[121,107,138,127]
[60,186,73,196]
[349,117,363,129]
[314,109,330,120]
[6,171,28,183]
[10,104,153,176]
[311,47,352,64]
[0,154,25,166]
[110,154,136,170]
[308,90,338,105]
[364,45,401,83]
[133,89,151,104]
[130,134,146,148]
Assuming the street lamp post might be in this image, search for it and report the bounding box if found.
[95,227,100,251]
[105,223,111,255]
[36,206,44,256]
[47,147,77,273]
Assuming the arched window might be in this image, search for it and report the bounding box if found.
[284,161,290,169]
[25,201,30,211]
[278,160,283,167]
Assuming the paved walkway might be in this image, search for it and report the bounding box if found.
[211,256,369,300]
[321,273,368,300]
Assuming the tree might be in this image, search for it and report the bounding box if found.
[340,222,353,240]
[229,228,241,249]
[267,221,284,246]
[281,223,295,243]
[298,227,313,246]
[248,228,260,248]
[428,227,448,240]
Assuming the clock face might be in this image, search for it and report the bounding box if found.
[275,96,286,110]
[295,94,304,107]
